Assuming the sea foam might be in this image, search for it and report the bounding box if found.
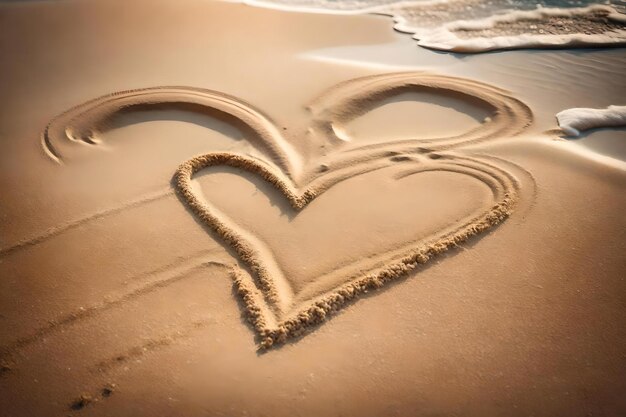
[399,4,626,52]
[244,0,626,53]
[556,105,626,137]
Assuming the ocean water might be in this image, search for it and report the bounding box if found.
[247,0,626,163]
[246,0,626,52]
[247,0,625,13]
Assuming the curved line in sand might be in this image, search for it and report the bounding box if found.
[0,188,174,258]
[33,75,503,229]
[36,72,534,348]
[41,73,533,182]
[174,151,517,348]
[308,72,533,152]
[290,157,516,306]
[0,254,230,359]
[42,87,302,179]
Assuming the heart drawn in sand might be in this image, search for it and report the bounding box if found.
[43,72,532,348]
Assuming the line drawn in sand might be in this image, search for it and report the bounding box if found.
[0,253,229,359]
[38,72,534,349]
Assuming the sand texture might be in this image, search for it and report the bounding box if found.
[0,0,625,416]
[38,71,531,347]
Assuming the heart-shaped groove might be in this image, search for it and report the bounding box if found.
[42,87,302,178]
[41,72,532,185]
[309,72,532,151]
[41,72,531,348]
[174,152,517,348]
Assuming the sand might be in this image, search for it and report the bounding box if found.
[0,0,625,416]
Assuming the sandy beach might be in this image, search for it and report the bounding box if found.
[0,0,625,415]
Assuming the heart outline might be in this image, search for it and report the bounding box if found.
[174,151,517,348]
[42,72,532,348]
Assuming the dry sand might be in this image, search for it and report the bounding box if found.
[0,0,625,416]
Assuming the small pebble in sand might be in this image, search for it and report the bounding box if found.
[102,383,116,397]
[70,394,93,410]
[0,363,11,376]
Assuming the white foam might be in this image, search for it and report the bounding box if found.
[242,0,626,53]
[556,105,626,137]
[404,5,626,52]
[240,0,398,14]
